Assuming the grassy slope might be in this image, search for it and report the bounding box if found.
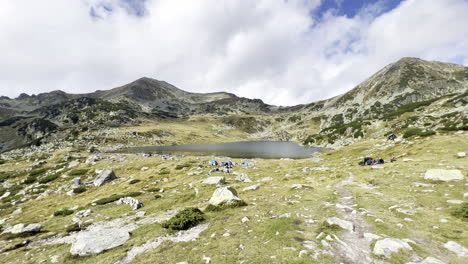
[0,121,467,263]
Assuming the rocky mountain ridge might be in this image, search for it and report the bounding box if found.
[0,57,466,152]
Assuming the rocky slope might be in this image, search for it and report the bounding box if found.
[0,57,466,153]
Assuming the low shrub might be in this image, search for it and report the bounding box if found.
[205,200,248,212]
[23,176,37,184]
[73,186,87,194]
[65,223,82,233]
[154,194,162,199]
[161,208,205,230]
[451,202,468,221]
[29,168,48,177]
[403,128,436,138]
[175,164,191,170]
[54,208,74,216]
[38,173,60,184]
[68,169,89,176]
[159,170,170,175]
[125,191,142,197]
[147,187,161,193]
[129,179,141,184]
[94,194,125,205]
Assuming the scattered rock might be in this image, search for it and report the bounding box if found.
[202,176,225,185]
[325,217,354,232]
[2,223,42,235]
[364,233,381,241]
[76,209,92,218]
[290,184,311,189]
[424,169,464,181]
[446,200,464,204]
[68,160,80,169]
[457,152,467,157]
[443,241,468,257]
[208,187,242,206]
[241,216,250,223]
[243,184,261,191]
[233,172,252,183]
[373,238,412,258]
[259,177,273,182]
[116,197,143,210]
[94,170,117,187]
[70,229,130,256]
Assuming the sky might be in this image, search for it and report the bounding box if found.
[1,0,468,106]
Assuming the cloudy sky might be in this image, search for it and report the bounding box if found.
[1,0,467,106]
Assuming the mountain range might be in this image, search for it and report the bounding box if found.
[0,57,466,152]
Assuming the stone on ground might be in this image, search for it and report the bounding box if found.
[424,169,464,181]
[116,197,143,210]
[325,217,354,232]
[208,187,242,206]
[94,170,117,187]
[373,238,412,258]
[407,256,446,264]
[1,223,42,234]
[243,184,261,191]
[443,241,468,257]
[202,176,225,185]
[70,229,130,256]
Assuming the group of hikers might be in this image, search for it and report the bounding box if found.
[359,156,398,166]
[208,159,254,173]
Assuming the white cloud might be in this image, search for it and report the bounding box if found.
[0,0,467,106]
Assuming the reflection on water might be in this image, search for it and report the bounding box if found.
[120,141,325,159]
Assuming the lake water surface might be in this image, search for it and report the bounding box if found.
[121,141,325,159]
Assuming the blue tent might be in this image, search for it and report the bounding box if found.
[208,160,218,166]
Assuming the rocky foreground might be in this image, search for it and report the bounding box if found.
[0,130,466,264]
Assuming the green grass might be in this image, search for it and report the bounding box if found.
[175,163,191,170]
[403,128,436,138]
[129,179,141,184]
[451,203,468,221]
[68,169,89,176]
[73,186,87,194]
[94,194,125,205]
[54,208,74,216]
[161,208,205,230]
[38,173,60,184]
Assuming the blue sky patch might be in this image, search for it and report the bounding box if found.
[313,0,403,18]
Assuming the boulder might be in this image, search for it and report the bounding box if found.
[443,241,468,257]
[68,160,80,169]
[233,172,252,183]
[325,217,354,232]
[457,152,467,157]
[424,169,464,181]
[70,229,130,256]
[242,184,261,191]
[93,170,117,187]
[202,176,225,185]
[116,197,143,210]
[209,187,242,206]
[2,223,42,235]
[373,238,412,258]
[407,257,446,264]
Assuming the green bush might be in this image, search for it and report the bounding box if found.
[129,179,141,184]
[403,128,436,138]
[0,160,5,165]
[0,203,12,210]
[159,170,170,175]
[29,168,48,177]
[161,208,205,230]
[73,186,87,194]
[205,200,248,212]
[38,173,60,184]
[65,223,82,233]
[451,202,468,221]
[147,187,160,193]
[154,194,162,199]
[23,176,37,184]
[175,164,191,170]
[125,191,142,197]
[54,208,74,216]
[94,194,125,205]
[68,169,89,176]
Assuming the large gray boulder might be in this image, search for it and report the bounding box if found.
[209,187,242,206]
[116,197,143,210]
[94,170,117,187]
[1,223,42,235]
[202,176,225,185]
[325,217,354,232]
[424,169,464,181]
[70,229,130,256]
[443,241,468,257]
[373,238,412,258]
